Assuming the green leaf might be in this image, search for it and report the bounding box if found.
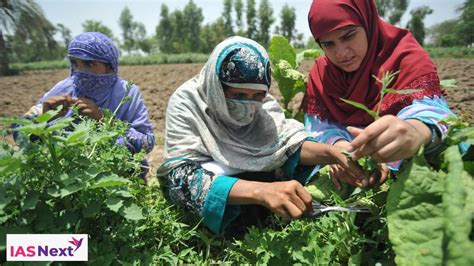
[384,88,421,95]
[119,202,144,221]
[89,132,118,144]
[45,117,74,134]
[269,35,296,68]
[22,191,40,210]
[91,174,131,188]
[440,79,456,88]
[106,197,124,213]
[340,98,379,120]
[442,146,474,265]
[35,106,63,123]
[296,49,322,66]
[82,200,102,218]
[60,183,84,198]
[16,122,47,136]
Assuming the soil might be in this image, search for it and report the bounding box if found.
[1,59,473,169]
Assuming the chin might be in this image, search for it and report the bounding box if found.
[340,62,361,73]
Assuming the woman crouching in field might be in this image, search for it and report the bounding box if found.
[157,36,384,234]
[14,32,155,158]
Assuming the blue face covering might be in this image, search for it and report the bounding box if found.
[72,70,117,100]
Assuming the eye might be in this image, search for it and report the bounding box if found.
[253,92,266,101]
[232,93,247,100]
[320,42,334,48]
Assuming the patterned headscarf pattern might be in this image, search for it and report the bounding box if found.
[303,0,441,126]
[163,36,308,172]
[217,43,271,91]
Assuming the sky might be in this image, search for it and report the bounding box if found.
[36,0,465,42]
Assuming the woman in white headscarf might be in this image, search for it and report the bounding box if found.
[158,36,362,234]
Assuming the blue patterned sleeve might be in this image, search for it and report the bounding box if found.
[397,95,456,153]
[117,127,155,154]
[161,160,240,234]
[304,114,353,144]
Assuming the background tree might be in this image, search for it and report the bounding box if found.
[375,0,409,25]
[246,0,257,39]
[234,0,244,35]
[82,20,115,40]
[406,5,433,45]
[0,0,56,75]
[276,4,296,44]
[457,0,474,46]
[119,6,135,54]
[156,4,174,53]
[169,10,186,53]
[56,23,71,48]
[200,18,226,53]
[183,0,204,52]
[119,6,148,54]
[428,19,463,47]
[256,0,274,48]
[223,0,234,36]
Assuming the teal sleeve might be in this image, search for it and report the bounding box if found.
[282,137,322,184]
[202,175,240,234]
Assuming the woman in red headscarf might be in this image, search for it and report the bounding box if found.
[303,0,458,188]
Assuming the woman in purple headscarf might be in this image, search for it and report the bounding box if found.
[20,32,154,154]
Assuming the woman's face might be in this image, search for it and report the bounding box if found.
[224,87,267,102]
[70,57,112,74]
[318,25,368,73]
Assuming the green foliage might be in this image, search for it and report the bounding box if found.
[406,5,433,45]
[119,6,149,55]
[386,119,474,265]
[428,19,464,47]
[82,20,115,41]
[222,0,234,36]
[269,35,322,119]
[457,0,474,47]
[246,0,257,40]
[425,46,474,58]
[375,0,409,25]
[256,0,275,48]
[275,4,297,44]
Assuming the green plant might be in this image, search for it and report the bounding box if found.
[269,35,322,120]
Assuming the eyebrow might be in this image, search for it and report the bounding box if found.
[320,28,357,44]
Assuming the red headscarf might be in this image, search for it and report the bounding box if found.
[303,0,441,126]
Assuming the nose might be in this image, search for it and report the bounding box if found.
[335,43,349,60]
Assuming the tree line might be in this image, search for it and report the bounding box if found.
[1,0,473,76]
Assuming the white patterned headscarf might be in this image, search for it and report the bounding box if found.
[163,36,308,172]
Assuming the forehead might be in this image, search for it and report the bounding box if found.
[319,25,359,41]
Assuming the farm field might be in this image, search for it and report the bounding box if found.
[1,58,473,170]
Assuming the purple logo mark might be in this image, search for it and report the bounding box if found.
[68,237,83,253]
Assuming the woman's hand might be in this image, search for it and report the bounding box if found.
[347,115,431,162]
[75,97,103,121]
[228,179,313,220]
[42,94,75,117]
[300,140,368,188]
